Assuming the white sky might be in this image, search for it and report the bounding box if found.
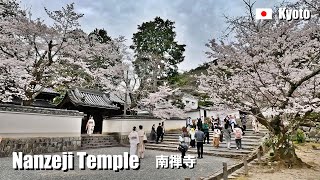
[21,0,287,71]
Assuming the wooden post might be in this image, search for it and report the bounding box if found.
[223,162,228,180]
[243,156,248,176]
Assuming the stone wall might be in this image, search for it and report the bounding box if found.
[0,104,83,137]
[0,137,81,157]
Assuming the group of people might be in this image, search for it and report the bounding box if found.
[128,125,147,159]
[149,122,165,144]
[127,122,166,159]
[178,114,261,158]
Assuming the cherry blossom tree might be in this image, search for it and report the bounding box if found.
[200,0,320,166]
[0,2,123,104]
[140,85,186,120]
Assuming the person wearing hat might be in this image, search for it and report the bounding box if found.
[128,126,139,155]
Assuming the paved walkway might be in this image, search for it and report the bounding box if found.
[0,147,237,180]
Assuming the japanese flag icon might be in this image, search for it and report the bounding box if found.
[256,8,273,20]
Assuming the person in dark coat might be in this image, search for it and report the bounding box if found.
[150,124,157,142]
[156,123,163,144]
[161,122,165,142]
[197,118,202,130]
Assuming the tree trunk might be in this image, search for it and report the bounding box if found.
[271,131,304,167]
[124,69,129,116]
[268,116,306,167]
[251,110,306,167]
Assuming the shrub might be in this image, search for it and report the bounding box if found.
[295,129,306,143]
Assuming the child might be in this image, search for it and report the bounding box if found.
[234,125,243,150]
[213,128,221,148]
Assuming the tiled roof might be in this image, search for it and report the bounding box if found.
[67,88,119,109]
[108,91,131,105]
[34,85,60,95]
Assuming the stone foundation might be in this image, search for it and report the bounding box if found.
[0,137,81,157]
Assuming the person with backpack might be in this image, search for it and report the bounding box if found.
[177,137,188,168]
[181,126,190,146]
[213,127,221,148]
[233,125,243,150]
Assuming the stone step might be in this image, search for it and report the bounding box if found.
[166,129,269,134]
[164,132,265,137]
[162,137,263,143]
[145,144,253,154]
[163,136,262,141]
[150,142,255,150]
[157,140,258,145]
[145,146,246,158]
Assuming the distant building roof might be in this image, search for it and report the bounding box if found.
[108,91,131,105]
[34,85,60,95]
[59,87,119,110]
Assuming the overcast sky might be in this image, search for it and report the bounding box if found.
[21,0,286,71]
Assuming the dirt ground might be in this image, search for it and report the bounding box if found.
[236,142,320,180]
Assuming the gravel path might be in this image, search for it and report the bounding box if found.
[0,147,237,180]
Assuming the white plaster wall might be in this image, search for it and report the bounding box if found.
[0,111,82,138]
[102,118,186,135]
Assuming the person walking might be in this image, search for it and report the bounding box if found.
[128,126,139,155]
[177,137,188,169]
[195,128,205,159]
[197,118,202,130]
[213,127,221,148]
[137,125,146,159]
[189,128,196,148]
[252,116,260,134]
[230,115,237,131]
[161,122,165,142]
[192,119,197,129]
[202,122,210,144]
[234,125,243,150]
[186,117,192,128]
[181,126,190,146]
[156,123,163,144]
[224,116,230,129]
[240,114,247,131]
[223,123,232,149]
[150,124,157,142]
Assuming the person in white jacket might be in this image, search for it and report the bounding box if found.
[128,126,140,155]
[86,117,95,135]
